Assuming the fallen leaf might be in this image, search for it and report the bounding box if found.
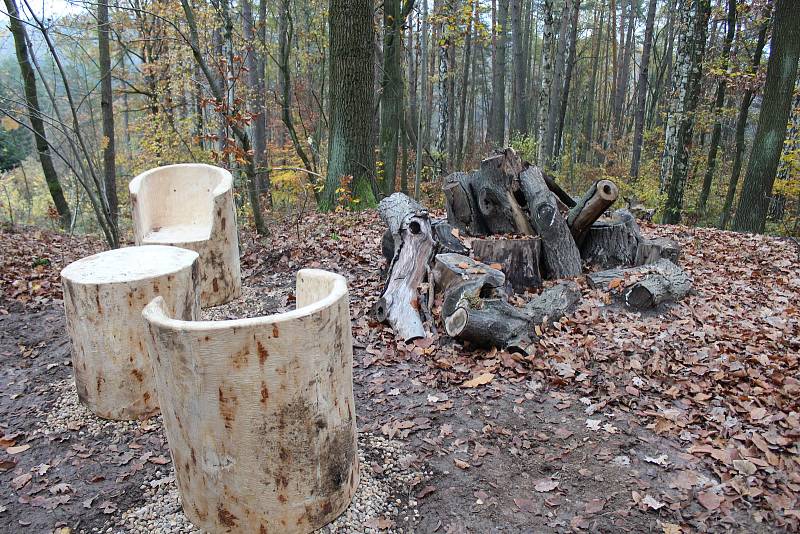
[6,445,30,455]
[642,494,665,510]
[534,479,559,492]
[514,498,537,513]
[11,473,31,490]
[453,458,471,469]
[461,373,494,388]
[698,491,724,511]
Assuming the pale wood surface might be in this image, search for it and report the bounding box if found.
[61,245,200,420]
[142,269,359,534]
[130,163,241,307]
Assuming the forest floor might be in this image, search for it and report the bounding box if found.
[0,211,798,533]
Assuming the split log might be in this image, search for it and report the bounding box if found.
[375,193,435,341]
[580,209,642,268]
[471,237,543,293]
[443,171,488,236]
[524,281,581,325]
[432,253,506,295]
[587,258,692,309]
[441,277,534,353]
[476,149,532,235]
[635,237,681,265]
[567,179,619,241]
[381,219,467,267]
[516,166,583,279]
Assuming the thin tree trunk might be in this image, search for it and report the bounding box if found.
[542,0,571,168]
[511,0,526,136]
[4,0,71,229]
[456,0,475,167]
[415,0,429,199]
[488,0,509,146]
[696,0,736,215]
[719,21,768,229]
[98,0,118,234]
[732,0,800,233]
[660,0,711,225]
[554,0,581,160]
[536,0,554,159]
[581,5,603,163]
[630,0,657,179]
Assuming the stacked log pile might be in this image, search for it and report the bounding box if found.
[376,148,692,350]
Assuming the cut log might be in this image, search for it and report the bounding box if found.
[443,171,488,236]
[580,209,642,268]
[432,253,506,295]
[441,277,534,353]
[471,237,543,293]
[567,179,619,241]
[635,237,681,265]
[431,219,470,256]
[524,281,581,325]
[587,258,692,309]
[376,193,435,341]
[516,166,583,279]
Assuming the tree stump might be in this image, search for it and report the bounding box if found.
[142,269,358,534]
[472,237,543,293]
[375,193,435,341]
[580,209,642,268]
[61,246,200,420]
[635,237,681,265]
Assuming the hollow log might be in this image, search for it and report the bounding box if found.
[376,193,435,341]
[471,237,543,293]
[516,166,583,279]
[381,219,468,267]
[443,171,488,236]
[580,209,642,268]
[567,179,620,241]
[635,237,681,266]
[525,281,581,325]
[587,258,692,309]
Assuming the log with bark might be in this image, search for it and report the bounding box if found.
[471,237,542,293]
[567,179,620,241]
[375,193,436,341]
[587,258,692,309]
[432,253,506,295]
[443,171,489,236]
[580,209,642,268]
[524,281,581,325]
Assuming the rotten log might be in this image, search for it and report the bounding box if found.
[381,219,468,267]
[567,179,620,241]
[524,281,581,325]
[580,209,642,268]
[635,237,681,266]
[471,237,542,293]
[587,258,692,309]
[375,193,435,341]
[516,166,583,279]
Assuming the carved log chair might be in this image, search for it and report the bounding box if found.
[142,269,359,534]
[130,163,241,307]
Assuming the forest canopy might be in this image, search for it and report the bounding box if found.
[0,0,798,243]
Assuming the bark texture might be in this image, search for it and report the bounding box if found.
[579,209,641,268]
[472,237,543,293]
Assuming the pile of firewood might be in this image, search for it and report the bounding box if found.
[375,148,691,352]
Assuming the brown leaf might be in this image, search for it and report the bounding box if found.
[6,445,30,455]
[534,479,559,492]
[697,491,724,511]
[514,498,537,513]
[461,373,494,388]
[453,458,471,469]
[11,473,31,490]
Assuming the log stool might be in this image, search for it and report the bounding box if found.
[142,269,359,533]
[61,245,200,420]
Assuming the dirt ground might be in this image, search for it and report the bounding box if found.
[0,213,797,533]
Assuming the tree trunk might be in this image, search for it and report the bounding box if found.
[98,0,118,235]
[436,0,454,176]
[581,6,603,163]
[4,0,71,229]
[380,0,409,195]
[323,0,378,209]
[244,0,271,207]
[732,0,800,234]
[630,0,658,179]
[511,0,526,136]
[696,0,736,215]
[536,0,554,154]
[488,0,509,146]
[456,0,475,168]
[579,209,641,268]
[541,0,571,168]
[554,0,581,160]
[719,20,768,229]
[587,258,692,309]
[660,0,711,224]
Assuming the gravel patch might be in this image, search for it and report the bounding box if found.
[200,284,292,321]
[114,433,426,533]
